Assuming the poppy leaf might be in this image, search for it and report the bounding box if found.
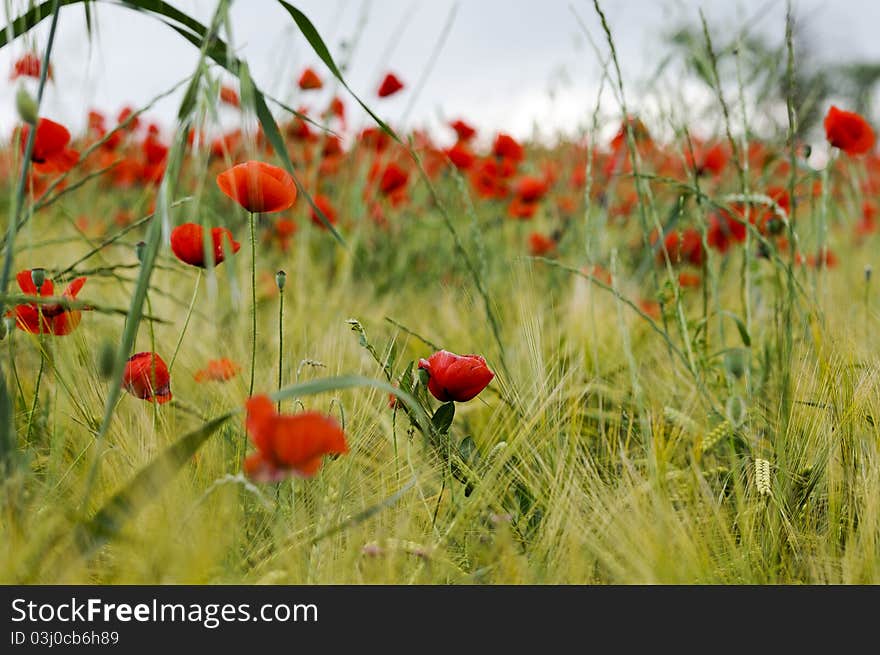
[432,402,455,435]
[721,310,752,347]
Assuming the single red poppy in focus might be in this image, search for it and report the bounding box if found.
[21,118,79,173]
[310,194,338,228]
[492,133,524,163]
[243,395,349,481]
[379,162,409,196]
[170,222,240,268]
[11,53,52,80]
[528,232,556,256]
[450,119,476,141]
[418,350,494,403]
[194,358,241,382]
[216,161,298,213]
[9,269,88,336]
[298,67,323,90]
[377,72,404,98]
[122,352,172,404]
[825,105,875,155]
[220,85,240,108]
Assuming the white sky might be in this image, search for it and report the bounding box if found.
[1,0,879,143]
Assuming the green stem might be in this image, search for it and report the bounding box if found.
[249,212,257,397]
[169,269,201,372]
[25,322,46,445]
[277,288,283,412]
[0,0,61,316]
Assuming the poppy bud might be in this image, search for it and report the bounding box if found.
[15,86,38,125]
[0,318,6,341]
[276,269,287,291]
[866,265,873,283]
[417,350,495,403]
[97,340,116,379]
[30,267,45,289]
[135,240,146,263]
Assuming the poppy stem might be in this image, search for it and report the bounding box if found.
[277,286,283,412]
[249,212,257,398]
[24,322,46,445]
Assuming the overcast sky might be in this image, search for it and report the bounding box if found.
[2,0,880,143]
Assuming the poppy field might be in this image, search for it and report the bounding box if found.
[4,0,880,585]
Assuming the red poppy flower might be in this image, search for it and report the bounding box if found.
[686,142,729,177]
[310,194,338,228]
[170,222,240,268]
[9,269,87,336]
[418,350,495,403]
[379,162,409,196]
[194,358,241,382]
[445,141,476,170]
[298,67,323,90]
[707,212,746,253]
[678,272,701,288]
[450,119,476,141]
[142,135,168,166]
[11,53,52,80]
[492,133,524,163]
[469,158,510,199]
[268,218,298,252]
[528,232,556,256]
[122,352,172,404]
[825,105,875,155]
[656,228,704,267]
[377,72,404,98]
[639,299,661,320]
[216,161,298,213]
[117,106,140,132]
[243,395,349,481]
[327,96,345,123]
[220,85,240,108]
[21,118,79,173]
[507,196,538,220]
[514,176,548,203]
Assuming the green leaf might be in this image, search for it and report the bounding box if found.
[274,1,400,144]
[721,310,752,347]
[458,435,476,464]
[431,402,455,435]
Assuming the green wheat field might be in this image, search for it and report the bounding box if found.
[3,0,880,584]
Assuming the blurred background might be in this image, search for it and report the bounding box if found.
[2,0,880,144]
